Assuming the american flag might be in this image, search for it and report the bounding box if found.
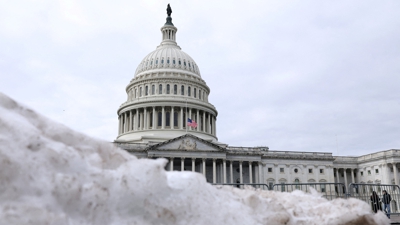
[187,118,197,128]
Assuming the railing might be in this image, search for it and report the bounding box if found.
[348,183,400,216]
[212,183,269,190]
[272,183,347,200]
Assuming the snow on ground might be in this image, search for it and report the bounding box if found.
[0,92,390,225]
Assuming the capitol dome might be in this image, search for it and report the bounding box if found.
[115,8,218,144]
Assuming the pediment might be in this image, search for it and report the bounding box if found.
[147,134,225,152]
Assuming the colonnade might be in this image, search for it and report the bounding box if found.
[334,168,356,189]
[166,157,262,184]
[118,106,216,136]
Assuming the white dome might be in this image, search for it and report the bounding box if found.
[134,46,201,77]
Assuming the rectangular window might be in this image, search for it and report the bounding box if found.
[268,168,272,172]
[320,169,324,174]
[199,90,201,99]
[181,86,184,95]
[174,85,177,94]
[152,85,155,95]
[159,84,162,94]
[139,87,142,97]
[194,88,197,98]
[309,169,313,174]
[280,168,284,173]
[375,169,379,174]
[167,85,170,94]
[188,87,191,96]
[361,171,364,176]
[368,170,371,175]
[157,112,162,126]
[145,86,148,96]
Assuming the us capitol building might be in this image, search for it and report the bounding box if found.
[114,5,400,191]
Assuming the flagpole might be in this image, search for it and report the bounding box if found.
[186,98,188,133]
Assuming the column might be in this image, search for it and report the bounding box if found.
[351,168,355,184]
[134,109,138,131]
[223,160,226,183]
[202,111,206,132]
[171,107,174,129]
[239,161,243,184]
[192,158,195,172]
[118,115,121,134]
[170,158,174,171]
[230,161,233,183]
[255,163,259,183]
[343,168,348,192]
[207,113,210,134]
[144,108,147,130]
[202,158,206,176]
[152,107,156,129]
[258,163,262,185]
[393,164,399,185]
[129,110,132,131]
[180,107,183,129]
[249,162,253,184]
[213,159,216,183]
[124,112,127,132]
[162,106,165,129]
[189,108,192,130]
[196,110,200,131]
[335,168,340,183]
[181,157,185,171]
[139,111,143,130]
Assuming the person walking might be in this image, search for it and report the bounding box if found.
[382,190,392,219]
[370,191,382,213]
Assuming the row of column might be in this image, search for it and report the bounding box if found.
[118,106,216,136]
[334,168,356,191]
[167,157,262,184]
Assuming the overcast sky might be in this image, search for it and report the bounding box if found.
[1,0,399,156]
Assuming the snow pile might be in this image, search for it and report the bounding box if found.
[0,92,389,225]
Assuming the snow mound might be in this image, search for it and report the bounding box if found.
[0,92,389,225]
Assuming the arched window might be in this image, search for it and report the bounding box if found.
[167,58,170,64]
[166,84,170,94]
[181,85,184,95]
[159,84,162,94]
[188,86,191,97]
[166,112,170,126]
[194,88,197,98]
[145,86,148,96]
[174,112,178,128]
[158,112,162,126]
[174,85,177,95]
[139,87,142,97]
[152,85,155,95]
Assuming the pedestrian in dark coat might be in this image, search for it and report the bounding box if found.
[370,191,382,213]
[382,190,392,218]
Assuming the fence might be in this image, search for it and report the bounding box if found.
[212,183,269,190]
[348,183,400,214]
[272,183,347,200]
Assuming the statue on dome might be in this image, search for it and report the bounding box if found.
[167,4,172,17]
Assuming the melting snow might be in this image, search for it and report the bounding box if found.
[0,93,389,225]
